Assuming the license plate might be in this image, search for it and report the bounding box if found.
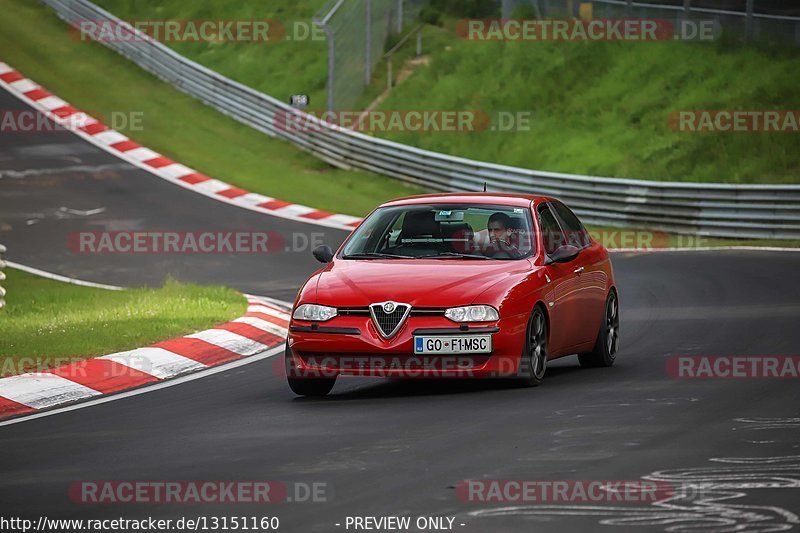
[414,335,492,354]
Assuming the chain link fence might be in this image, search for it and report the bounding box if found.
[502,1,800,44]
[314,0,426,112]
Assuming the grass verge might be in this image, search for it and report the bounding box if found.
[0,269,245,376]
[0,0,422,217]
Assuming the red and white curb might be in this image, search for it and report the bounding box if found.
[0,295,289,421]
[0,60,363,232]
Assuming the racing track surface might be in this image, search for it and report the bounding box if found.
[2,85,800,532]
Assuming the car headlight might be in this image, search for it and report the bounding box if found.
[292,304,337,322]
[444,305,499,323]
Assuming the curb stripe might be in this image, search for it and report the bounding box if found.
[153,337,241,367]
[99,347,207,379]
[0,397,35,417]
[0,61,364,232]
[0,373,102,409]
[186,329,269,356]
[0,288,289,420]
[47,359,158,394]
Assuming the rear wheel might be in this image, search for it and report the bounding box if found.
[578,290,619,368]
[285,342,336,396]
[517,306,548,387]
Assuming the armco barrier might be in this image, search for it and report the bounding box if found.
[41,0,800,239]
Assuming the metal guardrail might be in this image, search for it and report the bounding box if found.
[41,0,800,239]
[0,244,6,310]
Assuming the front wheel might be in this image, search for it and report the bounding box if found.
[517,306,548,387]
[578,290,619,368]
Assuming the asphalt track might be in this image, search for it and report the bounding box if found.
[2,85,800,532]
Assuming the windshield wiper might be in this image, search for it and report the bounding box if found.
[342,252,410,260]
[415,252,491,260]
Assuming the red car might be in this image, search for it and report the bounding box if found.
[286,193,619,396]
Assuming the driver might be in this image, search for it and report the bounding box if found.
[487,212,521,258]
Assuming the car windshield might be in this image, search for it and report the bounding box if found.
[341,204,535,260]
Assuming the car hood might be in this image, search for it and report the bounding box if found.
[313,259,533,307]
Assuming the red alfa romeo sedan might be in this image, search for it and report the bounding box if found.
[286,193,619,396]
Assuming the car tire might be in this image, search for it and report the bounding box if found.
[285,342,336,396]
[578,289,619,368]
[517,305,548,387]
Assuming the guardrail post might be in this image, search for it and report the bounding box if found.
[745,0,754,40]
[397,0,403,33]
[0,244,6,310]
[365,0,373,86]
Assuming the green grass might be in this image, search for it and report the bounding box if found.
[375,37,800,184]
[0,269,245,376]
[86,0,800,184]
[0,0,422,217]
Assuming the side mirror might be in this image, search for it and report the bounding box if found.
[545,244,580,265]
[312,244,334,264]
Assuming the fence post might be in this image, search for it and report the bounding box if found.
[745,0,754,40]
[0,244,6,310]
[502,0,513,19]
[365,0,373,86]
[416,27,422,56]
[397,0,403,33]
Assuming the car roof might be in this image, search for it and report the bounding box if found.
[380,192,554,208]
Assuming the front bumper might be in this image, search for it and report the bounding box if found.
[287,313,527,378]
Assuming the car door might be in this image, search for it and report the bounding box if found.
[550,201,608,345]
[536,203,584,354]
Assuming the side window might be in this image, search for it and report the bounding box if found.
[537,205,565,255]
[552,201,590,248]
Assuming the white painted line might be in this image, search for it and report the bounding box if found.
[609,246,800,253]
[5,261,124,290]
[37,95,68,111]
[100,347,207,379]
[0,345,284,428]
[9,79,38,93]
[324,214,362,226]
[186,329,268,356]
[92,130,129,145]
[247,304,290,320]
[246,294,293,311]
[194,179,232,194]
[0,373,101,409]
[158,163,196,179]
[124,147,161,162]
[233,316,288,337]
[232,192,274,207]
[272,204,318,217]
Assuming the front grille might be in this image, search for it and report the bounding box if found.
[340,307,444,317]
[369,302,411,338]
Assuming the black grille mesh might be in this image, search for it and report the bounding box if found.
[370,304,410,337]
